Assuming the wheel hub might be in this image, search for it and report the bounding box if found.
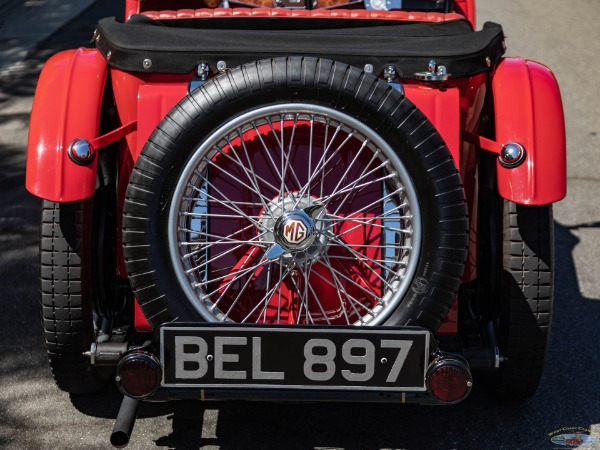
[275,211,315,250]
[259,194,328,265]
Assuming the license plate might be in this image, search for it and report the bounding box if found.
[160,325,430,391]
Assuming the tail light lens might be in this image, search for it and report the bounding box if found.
[115,351,162,399]
[427,358,473,404]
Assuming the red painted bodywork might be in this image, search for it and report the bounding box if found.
[25,2,566,335]
[123,77,473,332]
[492,58,566,205]
[453,0,475,27]
[26,49,107,202]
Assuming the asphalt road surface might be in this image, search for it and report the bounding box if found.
[1,1,599,449]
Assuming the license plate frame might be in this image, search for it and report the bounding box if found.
[160,325,430,392]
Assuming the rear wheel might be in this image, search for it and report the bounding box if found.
[491,200,554,399]
[477,183,554,399]
[123,57,469,330]
[40,200,112,393]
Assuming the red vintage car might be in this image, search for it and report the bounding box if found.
[26,0,565,446]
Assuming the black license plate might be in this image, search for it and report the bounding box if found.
[160,325,430,391]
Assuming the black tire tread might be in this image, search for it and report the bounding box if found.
[496,200,553,399]
[40,200,107,394]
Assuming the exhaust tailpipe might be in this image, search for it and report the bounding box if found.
[110,396,140,448]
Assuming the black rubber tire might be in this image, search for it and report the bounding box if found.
[490,200,554,399]
[123,57,469,330]
[40,200,111,394]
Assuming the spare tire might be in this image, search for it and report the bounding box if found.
[123,57,468,330]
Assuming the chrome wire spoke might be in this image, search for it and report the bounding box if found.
[322,138,371,210]
[183,197,266,208]
[292,124,348,206]
[196,257,269,290]
[309,262,352,324]
[210,143,282,202]
[270,115,304,196]
[182,212,262,220]
[287,269,314,325]
[179,227,272,246]
[324,240,396,292]
[303,263,332,325]
[320,190,408,235]
[330,161,386,217]
[250,121,293,196]
[327,172,397,214]
[309,259,374,324]
[326,247,404,279]
[209,259,272,311]
[240,262,295,323]
[189,174,265,230]
[323,180,403,220]
[322,212,413,243]
[326,254,407,266]
[182,221,256,248]
[179,223,270,247]
[307,116,314,200]
[319,118,331,199]
[226,135,278,223]
[203,158,269,201]
[319,259,381,303]
[220,257,270,322]
[182,227,266,264]
[322,252,379,317]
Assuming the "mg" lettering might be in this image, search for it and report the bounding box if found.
[283,219,307,244]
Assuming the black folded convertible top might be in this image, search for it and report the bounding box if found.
[96,14,505,79]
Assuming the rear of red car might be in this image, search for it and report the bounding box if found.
[26,0,565,446]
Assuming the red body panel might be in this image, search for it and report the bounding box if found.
[136,83,189,158]
[26,49,107,202]
[124,80,471,332]
[453,0,475,27]
[404,84,461,164]
[492,57,566,205]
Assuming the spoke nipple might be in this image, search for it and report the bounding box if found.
[381,358,388,364]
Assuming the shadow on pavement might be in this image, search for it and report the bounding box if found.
[130,221,600,449]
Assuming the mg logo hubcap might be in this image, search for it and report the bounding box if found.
[275,212,315,250]
[282,219,308,244]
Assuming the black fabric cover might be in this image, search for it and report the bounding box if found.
[96,14,505,78]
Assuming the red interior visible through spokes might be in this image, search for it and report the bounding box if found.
[183,114,404,324]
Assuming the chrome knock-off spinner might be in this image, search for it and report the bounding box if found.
[260,194,328,264]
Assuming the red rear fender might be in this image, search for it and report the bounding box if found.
[492,57,566,205]
[26,49,108,202]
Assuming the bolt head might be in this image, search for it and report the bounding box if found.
[68,139,95,165]
[500,142,526,168]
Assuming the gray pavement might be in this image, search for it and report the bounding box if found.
[0,0,97,75]
[0,0,599,449]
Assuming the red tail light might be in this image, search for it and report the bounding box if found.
[115,352,162,399]
[427,358,472,404]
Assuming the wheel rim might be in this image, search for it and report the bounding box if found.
[168,104,421,325]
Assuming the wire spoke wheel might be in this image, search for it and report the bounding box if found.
[123,57,468,331]
[169,105,421,325]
